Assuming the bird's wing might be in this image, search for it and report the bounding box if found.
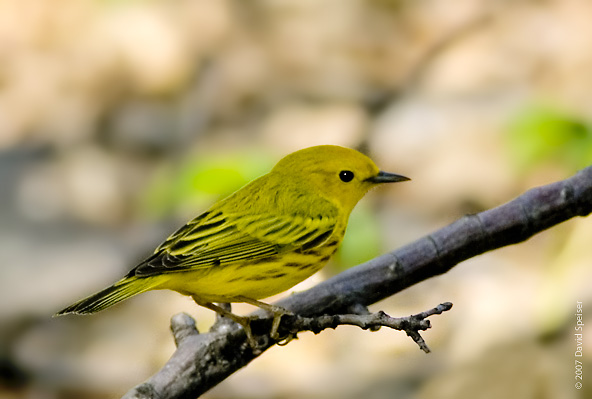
[132,208,338,276]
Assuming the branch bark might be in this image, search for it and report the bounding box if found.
[123,166,592,399]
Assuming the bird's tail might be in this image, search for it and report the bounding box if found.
[54,277,162,316]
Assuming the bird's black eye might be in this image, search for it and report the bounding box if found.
[339,170,354,182]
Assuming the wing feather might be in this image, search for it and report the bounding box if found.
[133,207,338,277]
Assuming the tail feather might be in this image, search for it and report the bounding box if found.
[54,277,160,316]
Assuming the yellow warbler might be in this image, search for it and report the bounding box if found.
[55,145,409,344]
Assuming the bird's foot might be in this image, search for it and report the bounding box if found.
[192,298,261,349]
[233,296,295,342]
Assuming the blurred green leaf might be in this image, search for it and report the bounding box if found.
[142,150,274,218]
[335,203,382,270]
[507,106,592,172]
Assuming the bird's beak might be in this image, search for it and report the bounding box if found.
[366,171,410,184]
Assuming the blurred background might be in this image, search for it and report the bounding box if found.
[1,0,591,398]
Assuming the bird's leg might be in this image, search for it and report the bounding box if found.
[211,302,233,329]
[233,295,293,341]
[192,297,258,348]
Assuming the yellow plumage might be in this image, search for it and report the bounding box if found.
[55,145,408,342]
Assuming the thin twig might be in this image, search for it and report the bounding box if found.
[274,302,453,353]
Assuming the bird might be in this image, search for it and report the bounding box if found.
[55,145,409,346]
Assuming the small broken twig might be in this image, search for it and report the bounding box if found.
[271,302,453,353]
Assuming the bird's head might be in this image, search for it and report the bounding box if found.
[271,145,409,214]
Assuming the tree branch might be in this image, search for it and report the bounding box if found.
[123,166,592,399]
